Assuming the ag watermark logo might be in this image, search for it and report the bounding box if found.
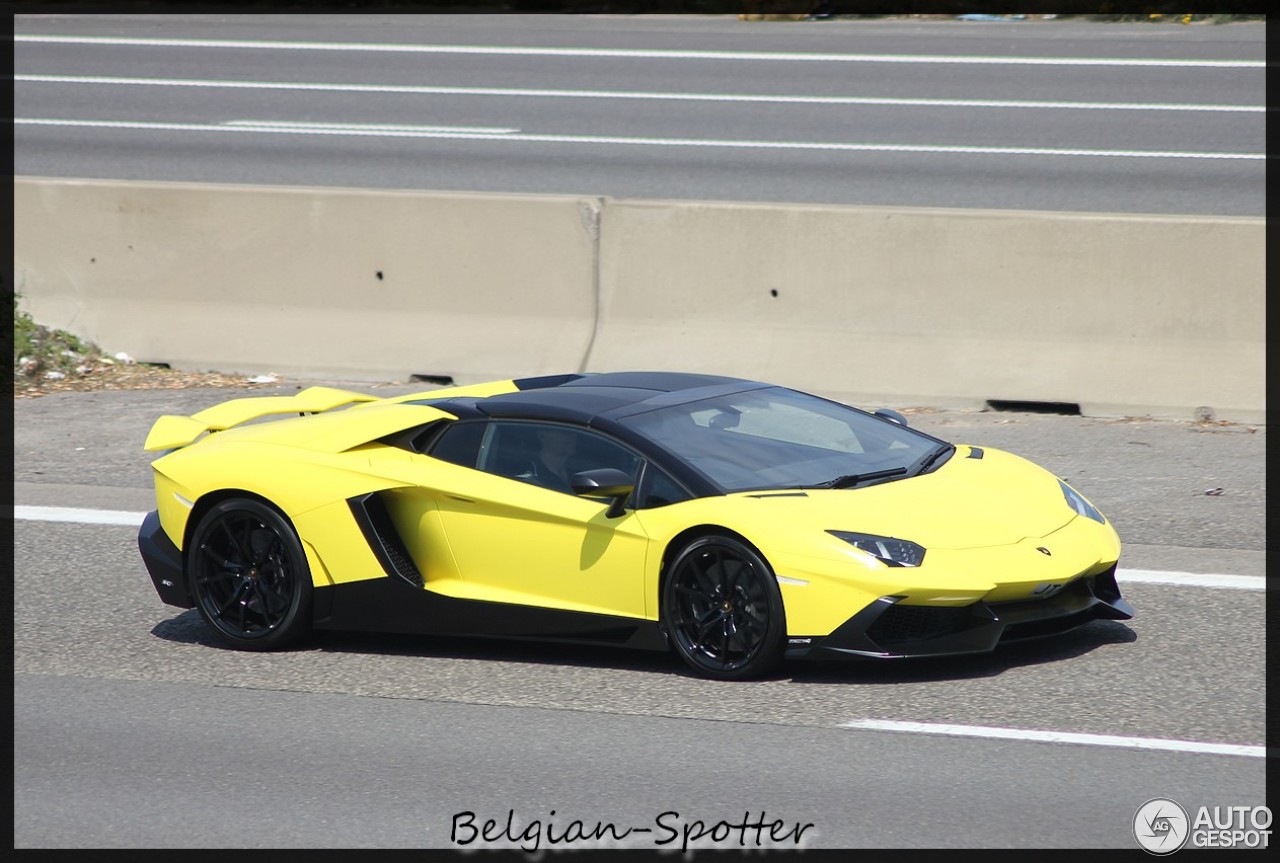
[1134,798,1271,854]
[1134,799,1189,854]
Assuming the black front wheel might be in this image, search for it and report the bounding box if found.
[662,534,785,680]
[187,498,313,651]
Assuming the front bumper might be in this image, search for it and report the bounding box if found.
[788,566,1133,660]
[138,510,193,609]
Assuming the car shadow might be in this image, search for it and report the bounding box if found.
[150,610,225,646]
[152,612,1135,683]
[314,628,690,675]
[150,609,685,674]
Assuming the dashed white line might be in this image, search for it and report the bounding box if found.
[1115,568,1264,590]
[14,505,148,526]
[841,719,1266,758]
[13,118,1265,161]
[222,119,520,135]
[14,74,1264,113]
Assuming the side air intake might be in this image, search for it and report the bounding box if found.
[347,493,424,588]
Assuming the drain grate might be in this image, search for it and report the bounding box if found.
[409,374,454,386]
[985,400,1081,415]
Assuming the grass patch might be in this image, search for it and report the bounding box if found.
[11,294,276,397]
[11,294,118,386]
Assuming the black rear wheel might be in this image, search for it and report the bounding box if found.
[188,498,312,651]
[662,534,785,680]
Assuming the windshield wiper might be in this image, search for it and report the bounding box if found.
[813,467,908,489]
[912,443,955,476]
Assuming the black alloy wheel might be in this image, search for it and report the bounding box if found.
[188,498,313,651]
[662,534,785,680]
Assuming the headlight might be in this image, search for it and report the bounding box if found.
[1059,479,1105,524]
[828,530,926,567]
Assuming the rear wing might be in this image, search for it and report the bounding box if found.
[143,386,378,452]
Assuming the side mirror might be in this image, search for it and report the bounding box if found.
[708,409,741,430]
[874,408,908,427]
[571,468,636,519]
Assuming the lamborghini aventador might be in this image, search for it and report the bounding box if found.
[138,371,1133,679]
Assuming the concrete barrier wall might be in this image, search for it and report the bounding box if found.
[13,178,603,383]
[591,200,1265,422]
[13,178,1265,422]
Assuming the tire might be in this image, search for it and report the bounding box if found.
[661,533,786,680]
[187,498,313,651]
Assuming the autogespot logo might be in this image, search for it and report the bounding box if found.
[1134,798,1190,855]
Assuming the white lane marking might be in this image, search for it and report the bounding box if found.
[222,119,519,134]
[841,719,1266,758]
[1117,568,1264,590]
[14,74,1265,113]
[14,505,147,526]
[13,118,1265,161]
[12,34,1265,68]
[10,506,1268,587]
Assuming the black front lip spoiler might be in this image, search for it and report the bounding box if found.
[138,510,193,609]
[788,567,1134,660]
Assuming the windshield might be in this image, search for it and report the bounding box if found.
[621,386,947,493]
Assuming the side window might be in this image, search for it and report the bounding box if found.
[482,422,641,496]
[635,463,692,509]
[427,421,487,468]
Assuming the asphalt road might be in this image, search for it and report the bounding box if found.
[13,14,1267,215]
[11,380,1267,849]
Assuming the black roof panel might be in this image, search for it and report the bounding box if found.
[476,387,656,422]
[471,372,766,423]
[562,371,748,392]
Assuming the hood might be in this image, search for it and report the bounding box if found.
[727,446,1076,550]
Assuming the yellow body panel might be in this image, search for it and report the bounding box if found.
[300,538,337,588]
[148,398,460,585]
[152,446,411,565]
[357,456,651,616]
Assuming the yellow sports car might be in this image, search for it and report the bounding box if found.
[138,372,1132,680]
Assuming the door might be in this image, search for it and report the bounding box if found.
[429,420,651,619]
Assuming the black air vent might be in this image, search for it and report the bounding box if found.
[867,604,975,646]
[514,373,585,390]
[348,493,424,588]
